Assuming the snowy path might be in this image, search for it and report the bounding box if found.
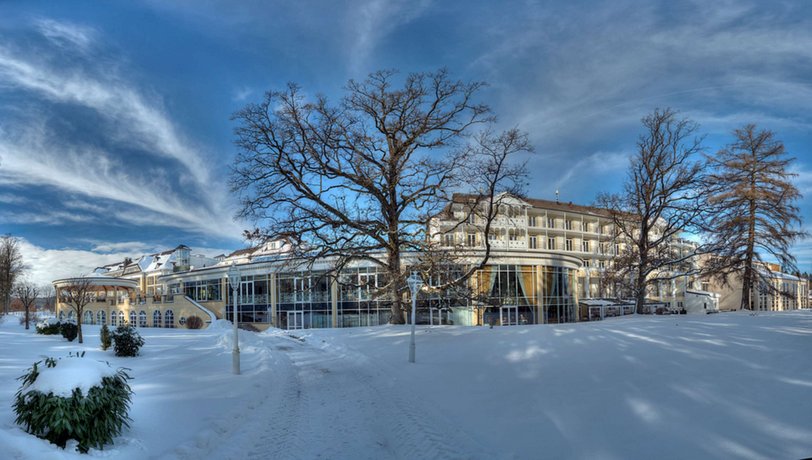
[174,334,487,460]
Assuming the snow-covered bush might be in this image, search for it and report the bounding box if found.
[60,321,78,342]
[100,324,112,350]
[185,315,204,329]
[36,318,61,335]
[111,324,145,357]
[12,354,133,453]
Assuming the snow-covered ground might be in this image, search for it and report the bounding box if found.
[1,311,811,460]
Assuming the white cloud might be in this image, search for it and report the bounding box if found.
[34,18,96,53]
[0,44,213,188]
[232,86,253,102]
[346,0,432,74]
[552,150,630,192]
[0,19,244,240]
[0,125,240,239]
[16,237,234,287]
[17,238,130,286]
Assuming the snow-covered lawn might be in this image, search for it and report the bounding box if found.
[1,311,811,459]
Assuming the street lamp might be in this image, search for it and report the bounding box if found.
[227,263,241,375]
[407,271,423,363]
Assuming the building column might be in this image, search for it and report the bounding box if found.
[536,265,544,325]
[269,272,277,327]
[331,277,338,328]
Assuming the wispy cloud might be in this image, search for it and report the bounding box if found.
[0,19,243,240]
[0,123,237,238]
[0,43,212,187]
[553,151,630,192]
[471,1,812,153]
[34,18,96,53]
[346,0,433,74]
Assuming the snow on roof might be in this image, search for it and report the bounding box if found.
[579,299,626,306]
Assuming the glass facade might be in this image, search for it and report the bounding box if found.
[279,272,333,328]
[220,264,580,329]
[337,268,391,327]
[184,279,222,302]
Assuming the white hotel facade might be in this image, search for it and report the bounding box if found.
[53,194,808,330]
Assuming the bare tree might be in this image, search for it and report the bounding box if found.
[704,125,806,310]
[0,234,25,315]
[40,284,56,313]
[13,280,39,330]
[58,278,94,343]
[597,108,709,313]
[231,69,531,324]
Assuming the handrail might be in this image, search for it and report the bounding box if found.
[184,296,217,325]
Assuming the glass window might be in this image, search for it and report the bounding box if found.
[153,310,162,327]
[165,310,175,328]
[97,310,106,325]
[139,311,147,327]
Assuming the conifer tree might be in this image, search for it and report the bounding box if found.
[705,124,806,310]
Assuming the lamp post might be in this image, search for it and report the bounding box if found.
[227,263,241,375]
[407,271,423,363]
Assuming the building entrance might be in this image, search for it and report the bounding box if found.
[287,311,304,330]
[500,306,518,326]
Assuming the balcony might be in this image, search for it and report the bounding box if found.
[489,240,528,250]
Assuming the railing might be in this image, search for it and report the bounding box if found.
[587,304,635,321]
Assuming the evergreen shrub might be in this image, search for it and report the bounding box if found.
[110,324,145,357]
[12,355,133,453]
[100,324,112,351]
[35,318,61,335]
[185,315,204,329]
[60,321,78,342]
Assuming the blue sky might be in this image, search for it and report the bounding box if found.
[1,0,811,285]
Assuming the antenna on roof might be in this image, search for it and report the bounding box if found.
[555,189,560,204]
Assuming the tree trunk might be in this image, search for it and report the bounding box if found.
[24,306,29,330]
[636,269,647,314]
[741,197,757,311]
[388,247,405,325]
[78,310,84,343]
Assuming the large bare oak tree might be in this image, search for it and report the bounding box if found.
[704,124,806,309]
[231,69,531,323]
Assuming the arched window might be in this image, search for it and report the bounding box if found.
[118,311,125,325]
[164,310,175,328]
[153,310,162,327]
[67,310,75,320]
[97,310,106,325]
[111,311,117,326]
[129,311,137,326]
[139,311,147,327]
[59,311,64,321]
[83,310,93,325]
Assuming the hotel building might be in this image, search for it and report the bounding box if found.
[53,195,808,329]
